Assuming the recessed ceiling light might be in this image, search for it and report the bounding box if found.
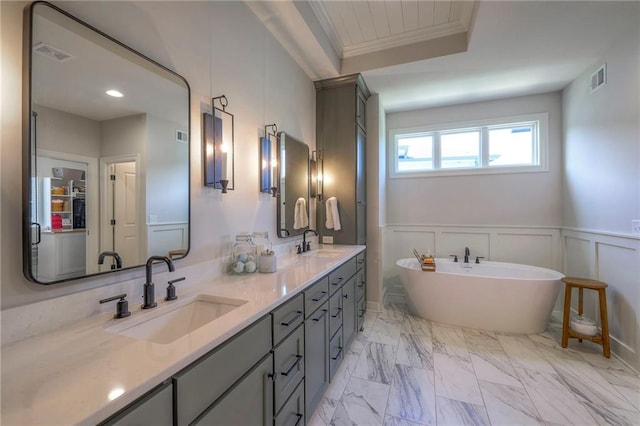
[106,89,123,98]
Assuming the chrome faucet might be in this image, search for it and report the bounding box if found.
[302,229,318,253]
[142,256,175,309]
[98,251,122,269]
[464,247,470,264]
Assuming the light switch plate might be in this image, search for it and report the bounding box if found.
[322,236,334,244]
[632,220,640,236]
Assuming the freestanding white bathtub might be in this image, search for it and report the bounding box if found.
[395,258,564,334]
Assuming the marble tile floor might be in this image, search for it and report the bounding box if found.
[308,303,640,426]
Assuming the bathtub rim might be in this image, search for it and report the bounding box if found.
[396,257,564,281]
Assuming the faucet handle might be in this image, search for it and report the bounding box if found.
[99,293,131,319]
[306,241,311,251]
[475,256,485,264]
[296,244,302,254]
[449,255,458,262]
[166,277,185,301]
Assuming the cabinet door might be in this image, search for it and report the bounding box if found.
[100,381,173,426]
[342,276,356,348]
[195,353,274,426]
[305,302,329,417]
[356,126,366,245]
[356,89,367,131]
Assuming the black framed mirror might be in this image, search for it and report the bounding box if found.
[276,132,310,238]
[23,1,190,284]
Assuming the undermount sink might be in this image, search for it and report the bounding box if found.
[304,247,347,258]
[106,294,247,344]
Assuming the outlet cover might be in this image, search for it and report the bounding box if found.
[149,215,158,224]
[322,236,334,244]
[632,220,640,236]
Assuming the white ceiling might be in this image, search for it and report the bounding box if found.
[250,0,640,113]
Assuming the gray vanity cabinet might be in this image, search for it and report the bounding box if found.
[315,74,370,245]
[100,381,173,426]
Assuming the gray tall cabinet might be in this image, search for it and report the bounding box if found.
[315,74,370,245]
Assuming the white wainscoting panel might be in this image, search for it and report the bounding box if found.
[561,229,640,370]
[147,222,188,258]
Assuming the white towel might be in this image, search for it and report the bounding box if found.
[293,197,308,229]
[325,196,341,231]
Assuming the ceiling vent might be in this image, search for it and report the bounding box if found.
[33,42,74,62]
[176,129,188,144]
[590,63,606,93]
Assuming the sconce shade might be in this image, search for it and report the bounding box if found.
[260,136,271,192]
[203,95,234,190]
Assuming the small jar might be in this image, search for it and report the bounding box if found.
[230,233,257,274]
[252,231,272,256]
[253,231,277,273]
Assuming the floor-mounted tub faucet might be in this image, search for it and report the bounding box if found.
[464,247,471,263]
[98,251,122,269]
[142,256,175,309]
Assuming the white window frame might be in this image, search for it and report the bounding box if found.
[389,113,549,178]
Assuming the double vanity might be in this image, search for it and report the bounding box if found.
[1,245,366,425]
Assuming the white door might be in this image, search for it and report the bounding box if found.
[101,161,142,271]
[112,162,139,268]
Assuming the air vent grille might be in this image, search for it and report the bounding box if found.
[33,42,73,62]
[176,129,188,143]
[590,63,606,93]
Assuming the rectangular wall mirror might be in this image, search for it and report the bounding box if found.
[276,132,310,238]
[23,1,191,284]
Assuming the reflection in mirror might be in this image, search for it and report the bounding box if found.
[276,132,310,238]
[24,2,190,284]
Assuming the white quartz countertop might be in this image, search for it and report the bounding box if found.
[1,245,365,425]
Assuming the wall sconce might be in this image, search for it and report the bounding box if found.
[260,123,278,197]
[311,150,323,202]
[203,95,234,192]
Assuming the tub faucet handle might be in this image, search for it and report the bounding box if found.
[449,255,458,263]
[475,256,484,264]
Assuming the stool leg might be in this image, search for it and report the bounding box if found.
[599,288,611,358]
[562,285,572,348]
[578,288,584,342]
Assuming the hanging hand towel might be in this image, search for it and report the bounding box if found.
[325,196,341,231]
[293,197,308,229]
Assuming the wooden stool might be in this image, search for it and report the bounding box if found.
[561,277,610,358]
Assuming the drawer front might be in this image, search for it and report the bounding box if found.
[174,316,271,425]
[328,258,356,294]
[275,380,305,426]
[274,324,305,413]
[356,252,366,271]
[329,289,343,339]
[101,381,172,426]
[329,327,344,380]
[195,353,274,426]
[356,269,366,301]
[304,276,329,319]
[273,293,304,345]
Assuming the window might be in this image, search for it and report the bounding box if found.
[391,113,548,178]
